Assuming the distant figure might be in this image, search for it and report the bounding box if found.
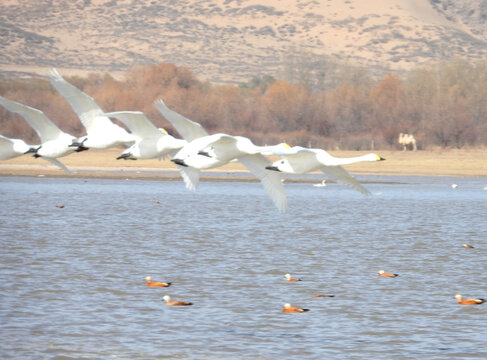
[455,294,484,305]
[285,273,302,282]
[312,294,335,298]
[463,244,474,248]
[146,276,171,287]
[282,303,309,313]
[313,180,327,187]
[451,184,458,189]
[398,133,417,151]
[162,295,193,306]
[378,270,398,278]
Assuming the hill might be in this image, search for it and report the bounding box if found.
[1,0,486,83]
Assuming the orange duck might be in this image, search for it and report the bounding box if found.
[378,270,398,278]
[285,273,302,282]
[282,303,309,313]
[162,295,193,306]
[455,294,484,305]
[145,276,171,287]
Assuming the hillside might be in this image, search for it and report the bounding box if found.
[0,0,486,83]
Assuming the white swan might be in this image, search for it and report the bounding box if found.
[104,111,187,160]
[155,99,289,212]
[313,179,327,187]
[0,134,36,160]
[0,96,77,173]
[47,69,135,149]
[266,146,385,195]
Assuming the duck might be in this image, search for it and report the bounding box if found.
[47,69,135,150]
[265,146,385,195]
[155,99,290,212]
[145,276,171,287]
[312,294,335,298]
[455,294,484,305]
[463,244,474,248]
[378,270,398,277]
[285,273,302,282]
[282,303,309,313]
[162,295,193,306]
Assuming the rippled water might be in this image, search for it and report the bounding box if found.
[1,175,486,359]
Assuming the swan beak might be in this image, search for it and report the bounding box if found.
[376,155,386,161]
[172,158,188,167]
[117,153,130,160]
[265,165,281,172]
[198,151,211,157]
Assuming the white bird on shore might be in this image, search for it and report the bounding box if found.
[0,96,77,173]
[0,134,36,160]
[47,68,135,150]
[313,179,327,187]
[265,146,385,195]
[104,111,187,160]
[155,99,289,212]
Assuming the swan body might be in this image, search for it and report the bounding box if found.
[0,134,35,160]
[0,96,76,173]
[105,111,187,160]
[155,99,289,212]
[47,69,135,149]
[266,146,385,195]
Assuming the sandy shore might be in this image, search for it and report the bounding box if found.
[1,148,486,181]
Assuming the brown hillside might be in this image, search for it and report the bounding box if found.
[0,0,486,83]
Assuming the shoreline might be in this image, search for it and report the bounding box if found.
[1,148,487,181]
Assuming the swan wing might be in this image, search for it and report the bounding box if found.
[42,157,75,174]
[320,166,370,195]
[238,154,288,212]
[154,99,208,141]
[47,69,120,134]
[105,111,160,141]
[0,96,63,143]
[177,165,200,190]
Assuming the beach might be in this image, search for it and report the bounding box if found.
[1,148,486,180]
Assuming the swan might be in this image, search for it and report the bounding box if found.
[313,179,327,187]
[265,146,385,195]
[0,134,36,160]
[104,111,187,160]
[155,99,290,212]
[47,68,135,149]
[282,303,309,313]
[0,96,77,173]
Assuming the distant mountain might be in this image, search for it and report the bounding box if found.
[1,0,486,83]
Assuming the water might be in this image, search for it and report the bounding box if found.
[0,175,486,359]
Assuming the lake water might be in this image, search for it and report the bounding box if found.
[1,175,486,359]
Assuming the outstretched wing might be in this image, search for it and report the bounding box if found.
[105,111,161,141]
[238,154,288,213]
[320,166,370,195]
[0,96,63,143]
[177,165,201,191]
[154,99,208,141]
[47,68,116,133]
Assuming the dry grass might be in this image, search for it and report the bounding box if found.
[1,148,486,180]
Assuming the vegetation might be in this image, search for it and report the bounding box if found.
[1,59,486,150]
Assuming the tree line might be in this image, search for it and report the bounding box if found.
[1,58,486,150]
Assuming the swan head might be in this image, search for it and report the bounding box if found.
[158,128,168,135]
[366,153,385,162]
[266,158,294,173]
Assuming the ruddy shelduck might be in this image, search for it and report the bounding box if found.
[282,303,309,313]
[285,273,302,282]
[145,276,171,287]
[463,244,474,248]
[162,295,193,306]
[378,270,398,277]
[312,294,335,298]
[455,294,484,305]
